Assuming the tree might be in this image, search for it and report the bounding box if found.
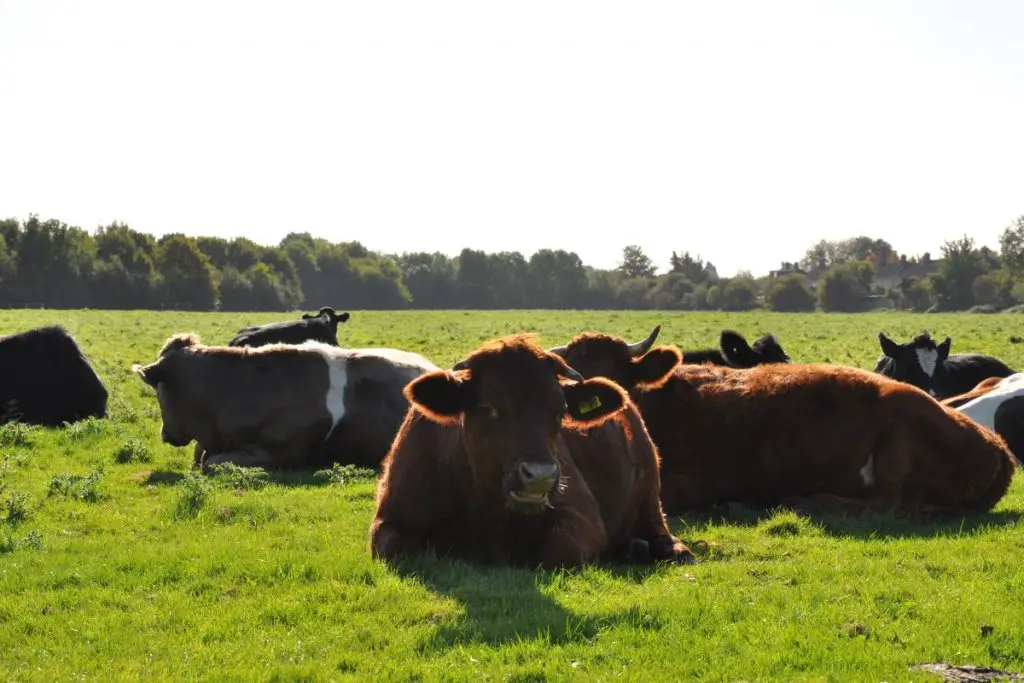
[972,270,1013,309]
[156,234,219,310]
[718,276,759,311]
[900,277,934,312]
[818,264,867,312]
[395,252,457,309]
[527,249,589,308]
[766,274,815,312]
[668,251,717,284]
[617,245,656,278]
[999,215,1024,275]
[938,235,987,310]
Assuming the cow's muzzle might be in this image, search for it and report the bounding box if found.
[505,460,560,508]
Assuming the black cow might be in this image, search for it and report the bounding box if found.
[0,326,108,426]
[681,330,791,368]
[227,307,351,348]
[874,331,1015,400]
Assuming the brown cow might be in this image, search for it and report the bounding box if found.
[369,334,694,569]
[132,333,439,471]
[546,326,1016,517]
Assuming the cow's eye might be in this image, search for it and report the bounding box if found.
[476,405,498,419]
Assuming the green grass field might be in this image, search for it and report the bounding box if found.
[2,309,1024,682]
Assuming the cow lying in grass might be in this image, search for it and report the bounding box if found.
[0,325,108,427]
[369,334,694,569]
[228,306,351,348]
[681,330,790,368]
[132,333,438,471]
[943,374,1024,464]
[874,331,1014,399]
[546,326,1016,517]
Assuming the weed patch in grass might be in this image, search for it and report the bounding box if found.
[113,437,151,464]
[174,470,213,519]
[0,421,35,448]
[48,468,105,502]
[4,491,32,524]
[207,462,269,490]
[312,462,377,486]
[0,527,42,554]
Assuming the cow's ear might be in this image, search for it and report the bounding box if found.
[720,331,758,367]
[879,333,901,357]
[405,371,468,425]
[338,312,351,322]
[630,346,680,390]
[132,361,164,388]
[937,336,952,360]
[562,378,627,427]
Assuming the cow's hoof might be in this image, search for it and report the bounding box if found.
[626,538,651,564]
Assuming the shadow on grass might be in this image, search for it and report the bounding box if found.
[141,470,185,486]
[389,554,679,650]
[669,501,1024,541]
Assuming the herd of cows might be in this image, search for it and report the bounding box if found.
[2,306,1024,570]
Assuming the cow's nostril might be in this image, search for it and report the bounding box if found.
[519,462,534,483]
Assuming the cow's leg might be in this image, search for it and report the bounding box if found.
[537,506,609,570]
[192,443,205,469]
[201,447,277,472]
[633,486,696,565]
[369,520,432,562]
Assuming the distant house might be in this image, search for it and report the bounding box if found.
[769,256,941,292]
[871,258,942,291]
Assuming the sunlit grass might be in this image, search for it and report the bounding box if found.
[0,309,1022,681]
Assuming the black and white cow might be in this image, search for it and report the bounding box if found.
[681,330,791,368]
[874,331,1015,400]
[0,325,108,426]
[228,307,351,348]
[954,373,1024,464]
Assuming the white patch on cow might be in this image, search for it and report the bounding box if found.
[322,356,349,439]
[916,348,939,377]
[928,388,936,397]
[859,454,875,487]
[299,342,440,440]
[957,372,1024,431]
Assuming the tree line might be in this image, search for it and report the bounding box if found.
[0,214,1022,312]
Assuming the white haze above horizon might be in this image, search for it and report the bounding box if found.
[1,0,1022,277]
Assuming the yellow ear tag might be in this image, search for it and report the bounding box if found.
[577,395,602,415]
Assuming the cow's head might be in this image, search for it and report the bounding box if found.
[303,307,350,326]
[406,335,628,512]
[131,333,201,447]
[720,331,791,367]
[878,331,951,396]
[545,325,681,393]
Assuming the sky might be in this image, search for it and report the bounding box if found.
[1,1,1022,277]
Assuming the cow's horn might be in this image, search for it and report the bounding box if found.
[560,366,585,382]
[452,358,471,371]
[546,344,568,358]
[626,325,661,357]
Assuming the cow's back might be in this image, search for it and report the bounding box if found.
[638,363,892,509]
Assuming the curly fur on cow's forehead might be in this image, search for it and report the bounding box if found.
[908,332,937,349]
[457,334,575,377]
[158,333,200,358]
[564,332,633,356]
